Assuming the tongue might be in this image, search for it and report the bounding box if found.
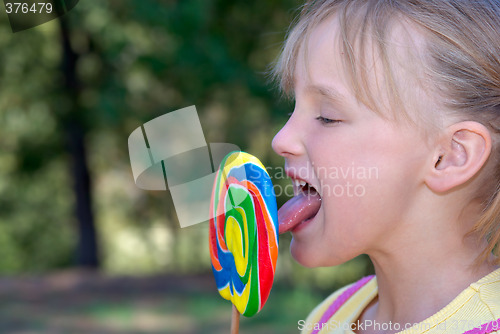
[278,190,321,234]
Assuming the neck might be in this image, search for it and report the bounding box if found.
[360,189,500,329]
[365,237,497,329]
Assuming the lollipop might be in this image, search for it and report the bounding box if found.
[209,151,279,328]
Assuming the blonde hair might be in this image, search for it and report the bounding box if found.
[272,0,500,264]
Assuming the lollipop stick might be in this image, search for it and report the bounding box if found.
[231,304,240,334]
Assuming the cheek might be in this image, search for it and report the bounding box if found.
[298,123,429,263]
[315,148,382,203]
[331,142,427,231]
[316,143,421,237]
[291,204,370,267]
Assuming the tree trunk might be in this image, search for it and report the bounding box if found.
[59,16,100,269]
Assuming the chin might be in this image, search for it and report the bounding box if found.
[290,240,328,268]
[293,256,321,268]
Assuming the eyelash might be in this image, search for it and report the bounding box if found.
[316,116,341,124]
[287,113,341,125]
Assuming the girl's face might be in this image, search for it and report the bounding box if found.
[272,16,434,267]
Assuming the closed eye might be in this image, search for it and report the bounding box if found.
[316,116,341,125]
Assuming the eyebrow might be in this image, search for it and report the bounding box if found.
[304,85,343,103]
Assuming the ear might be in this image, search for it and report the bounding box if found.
[425,121,492,193]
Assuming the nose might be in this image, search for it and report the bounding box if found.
[272,113,304,158]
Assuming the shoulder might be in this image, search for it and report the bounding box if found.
[470,267,500,317]
[408,268,500,334]
[300,275,376,334]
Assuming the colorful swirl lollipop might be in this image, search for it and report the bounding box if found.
[209,151,279,318]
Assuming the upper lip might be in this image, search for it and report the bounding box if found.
[285,168,318,196]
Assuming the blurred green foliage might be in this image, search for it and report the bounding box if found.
[0,0,372,291]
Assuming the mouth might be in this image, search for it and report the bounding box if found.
[278,179,322,234]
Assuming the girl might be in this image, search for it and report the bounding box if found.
[272,1,500,333]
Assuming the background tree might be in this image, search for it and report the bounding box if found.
[0,0,371,289]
